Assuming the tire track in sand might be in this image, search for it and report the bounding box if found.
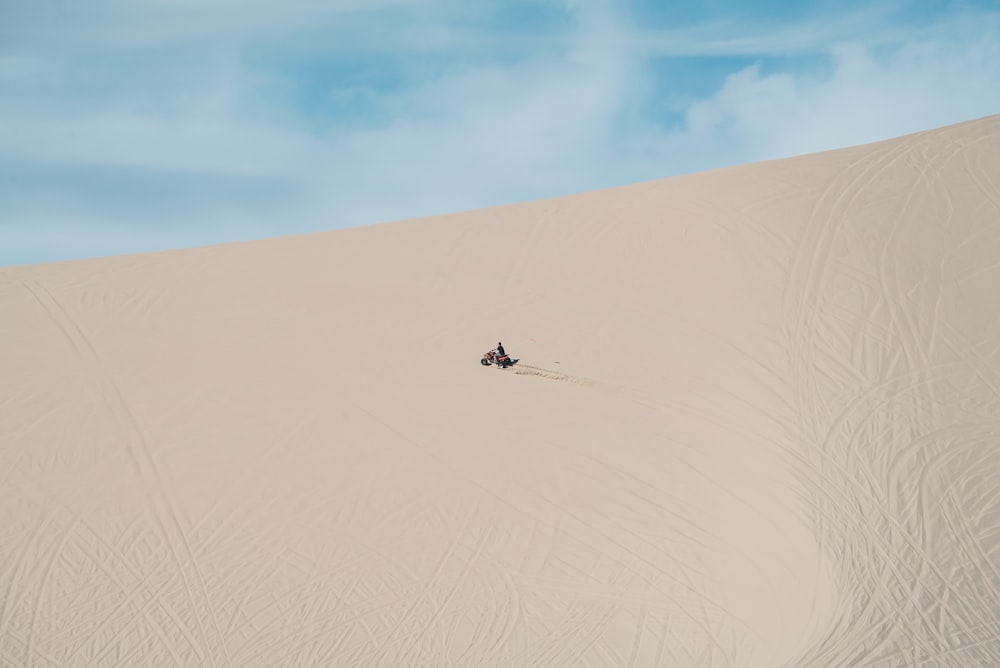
[782,130,1000,666]
[511,364,596,386]
[18,279,233,668]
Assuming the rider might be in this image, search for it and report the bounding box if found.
[496,342,506,359]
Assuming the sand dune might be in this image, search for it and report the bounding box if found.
[3,113,1000,667]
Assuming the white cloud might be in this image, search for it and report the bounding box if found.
[2,1,999,265]
[671,14,1000,164]
[633,4,902,58]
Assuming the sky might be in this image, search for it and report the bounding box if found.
[2,0,999,266]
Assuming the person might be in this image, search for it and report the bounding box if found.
[496,342,506,358]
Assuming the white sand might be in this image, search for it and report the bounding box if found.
[2,113,1000,667]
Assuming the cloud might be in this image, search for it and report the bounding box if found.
[2,1,999,266]
[671,12,1000,163]
[631,4,903,58]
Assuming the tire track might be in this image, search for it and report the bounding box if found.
[522,488,745,666]
[0,514,52,654]
[860,141,999,659]
[394,527,492,667]
[811,405,993,660]
[961,130,1000,211]
[25,513,83,668]
[233,578,430,667]
[57,542,185,665]
[783,130,1000,665]
[470,557,521,666]
[362,512,478,667]
[512,364,596,386]
[18,279,233,668]
[784,140,914,442]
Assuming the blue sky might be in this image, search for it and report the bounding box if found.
[2,0,999,266]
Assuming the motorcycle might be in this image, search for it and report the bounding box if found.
[481,349,515,368]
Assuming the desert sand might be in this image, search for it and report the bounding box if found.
[2,113,1000,667]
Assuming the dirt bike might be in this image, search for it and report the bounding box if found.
[481,349,516,368]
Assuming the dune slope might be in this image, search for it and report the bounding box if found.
[2,114,1000,667]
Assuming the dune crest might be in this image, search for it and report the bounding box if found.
[3,114,1000,666]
